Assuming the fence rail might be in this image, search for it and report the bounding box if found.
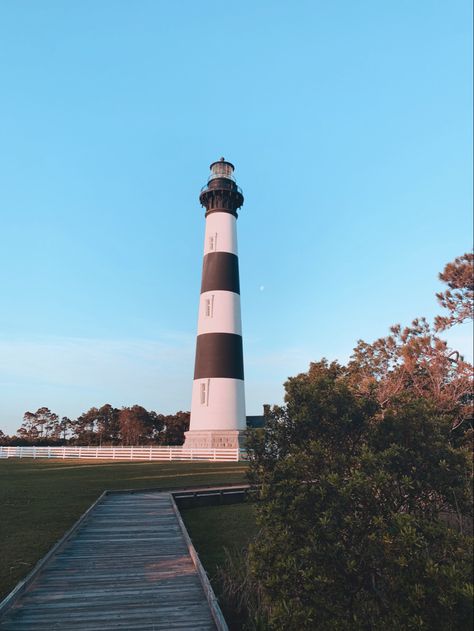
[0,445,243,462]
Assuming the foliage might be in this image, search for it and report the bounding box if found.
[157,411,191,445]
[10,405,189,446]
[17,407,59,440]
[181,503,259,630]
[216,547,267,631]
[348,318,473,429]
[246,362,473,630]
[118,404,155,445]
[435,252,473,331]
[241,253,473,630]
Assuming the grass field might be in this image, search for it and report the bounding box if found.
[0,457,248,601]
[182,503,257,577]
[182,503,258,628]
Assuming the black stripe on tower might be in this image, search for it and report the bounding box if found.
[201,252,240,294]
[194,333,244,380]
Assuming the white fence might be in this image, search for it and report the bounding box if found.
[0,445,243,462]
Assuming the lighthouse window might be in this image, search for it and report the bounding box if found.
[200,382,207,405]
[209,233,217,252]
[205,295,214,317]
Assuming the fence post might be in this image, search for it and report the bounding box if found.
[213,449,216,462]
[168,447,172,461]
[130,446,133,460]
[113,447,116,460]
[149,446,152,461]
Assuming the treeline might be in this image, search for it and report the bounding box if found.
[0,405,190,446]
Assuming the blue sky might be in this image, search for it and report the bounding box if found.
[0,1,472,434]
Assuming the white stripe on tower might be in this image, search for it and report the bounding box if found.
[184,158,246,450]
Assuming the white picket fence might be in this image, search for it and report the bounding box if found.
[0,445,243,462]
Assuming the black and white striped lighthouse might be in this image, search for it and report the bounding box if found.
[184,158,246,449]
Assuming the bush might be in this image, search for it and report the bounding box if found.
[245,361,473,630]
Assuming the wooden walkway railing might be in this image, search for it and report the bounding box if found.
[0,445,244,462]
[0,489,230,630]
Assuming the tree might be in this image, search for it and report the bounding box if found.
[58,417,72,441]
[119,405,154,445]
[17,411,39,441]
[159,411,190,445]
[96,404,120,445]
[17,407,59,441]
[149,411,165,442]
[435,252,473,331]
[348,318,473,429]
[73,407,100,445]
[246,361,473,631]
[44,409,61,439]
[36,407,59,438]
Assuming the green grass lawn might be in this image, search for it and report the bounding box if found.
[181,503,258,576]
[181,503,258,628]
[0,458,248,601]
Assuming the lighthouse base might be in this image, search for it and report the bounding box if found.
[183,429,246,450]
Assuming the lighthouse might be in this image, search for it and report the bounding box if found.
[184,158,246,450]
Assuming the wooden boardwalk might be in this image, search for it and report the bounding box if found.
[0,492,219,630]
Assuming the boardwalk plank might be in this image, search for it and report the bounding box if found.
[0,492,217,630]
